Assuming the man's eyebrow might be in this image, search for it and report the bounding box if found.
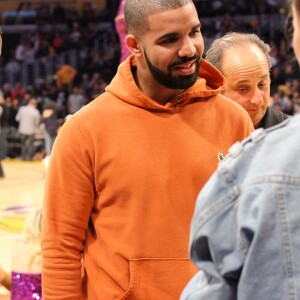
[156,23,201,42]
[234,74,270,85]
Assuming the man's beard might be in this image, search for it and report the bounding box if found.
[144,50,201,90]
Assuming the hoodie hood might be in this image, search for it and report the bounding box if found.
[106,55,225,112]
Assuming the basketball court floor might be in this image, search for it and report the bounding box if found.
[0,158,47,298]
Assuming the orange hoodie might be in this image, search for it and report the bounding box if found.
[42,56,253,299]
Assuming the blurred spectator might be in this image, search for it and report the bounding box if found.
[88,72,100,89]
[68,22,82,48]
[82,1,98,22]
[11,82,25,101]
[5,97,20,158]
[0,95,8,178]
[6,97,19,129]
[23,39,35,65]
[294,94,300,114]
[55,91,67,119]
[5,55,20,86]
[270,90,294,114]
[53,2,66,23]
[51,30,64,54]
[79,73,90,93]
[270,65,286,94]
[36,3,51,23]
[114,0,131,63]
[84,48,104,75]
[2,83,12,99]
[55,63,77,90]
[87,74,108,100]
[35,36,51,59]
[42,101,58,157]
[67,86,85,114]
[10,206,43,299]
[15,36,27,64]
[15,98,40,161]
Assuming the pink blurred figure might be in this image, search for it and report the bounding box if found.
[114,0,131,63]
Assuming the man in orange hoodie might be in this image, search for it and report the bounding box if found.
[42,0,253,299]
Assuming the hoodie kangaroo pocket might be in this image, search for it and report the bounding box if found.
[118,258,197,300]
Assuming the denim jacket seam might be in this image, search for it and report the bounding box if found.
[277,186,297,299]
[245,175,300,186]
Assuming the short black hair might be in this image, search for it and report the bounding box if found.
[124,0,193,36]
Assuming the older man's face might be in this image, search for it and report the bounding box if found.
[221,43,271,128]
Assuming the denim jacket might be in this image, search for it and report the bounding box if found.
[181,115,300,300]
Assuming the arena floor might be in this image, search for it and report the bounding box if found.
[0,159,47,298]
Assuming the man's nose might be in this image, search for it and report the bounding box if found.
[251,87,264,105]
[178,38,196,58]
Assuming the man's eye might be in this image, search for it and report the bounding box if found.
[161,38,177,44]
[191,30,200,37]
[259,82,268,88]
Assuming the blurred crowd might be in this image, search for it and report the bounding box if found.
[0,0,299,162]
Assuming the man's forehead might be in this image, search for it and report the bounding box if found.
[223,44,269,71]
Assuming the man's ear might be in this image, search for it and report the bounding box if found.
[125,34,142,56]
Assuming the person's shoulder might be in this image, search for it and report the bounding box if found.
[216,94,251,119]
[231,115,298,153]
[221,115,300,174]
[217,94,243,110]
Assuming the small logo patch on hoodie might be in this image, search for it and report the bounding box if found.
[218,152,224,162]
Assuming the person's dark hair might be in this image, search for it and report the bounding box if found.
[205,32,271,72]
[124,0,193,36]
[285,12,294,45]
[284,12,295,60]
[0,27,2,57]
